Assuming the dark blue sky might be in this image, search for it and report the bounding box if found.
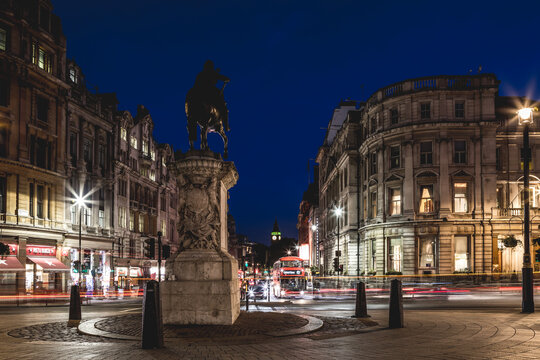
[52,0,540,244]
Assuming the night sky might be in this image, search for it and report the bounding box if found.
[52,0,540,245]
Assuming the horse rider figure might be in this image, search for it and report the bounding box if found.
[194,60,230,128]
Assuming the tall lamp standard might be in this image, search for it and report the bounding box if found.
[518,107,536,313]
[333,206,343,288]
[74,194,88,287]
[68,191,88,325]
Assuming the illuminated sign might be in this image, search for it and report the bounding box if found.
[26,245,56,257]
[282,270,303,275]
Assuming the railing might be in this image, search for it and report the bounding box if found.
[414,78,437,91]
[491,207,540,219]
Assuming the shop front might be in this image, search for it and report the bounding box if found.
[68,248,112,294]
[25,245,70,294]
[0,244,24,295]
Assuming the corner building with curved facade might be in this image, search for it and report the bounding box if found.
[316,73,540,276]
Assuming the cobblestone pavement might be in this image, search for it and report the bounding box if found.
[1,309,540,359]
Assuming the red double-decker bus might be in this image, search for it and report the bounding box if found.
[272,256,308,298]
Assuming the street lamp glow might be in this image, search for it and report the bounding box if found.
[74,194,86,208]
[311,224,318,231]
[333,206,343,217]
[518,107,534,124]
[287,250,291,255]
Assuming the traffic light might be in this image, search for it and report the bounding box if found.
[144,238,156,259]
[73,260,80,273]
[339,264,344,273]
[333,257,339,272]
[162,244,171,259]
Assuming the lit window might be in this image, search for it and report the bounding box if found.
[389,188,401,216]
[98,210,104,227]
[455,101,465,118]
[419,237,436,268]
[390,145,400,169]
[454,140,466,164]
[149,170,156,181]
[161,220,166,236]
[151,149,156,161]
[120,127,127,141]
[454,236,469,272]
[84,207,92,226]
[420,103,431,119]
[388,238,402,272]
[420,141,432,165]
[129,211,135,231]
[69,68,77,83]
[32,43,52,73]
[130,136,137,149]
[454,183,468,213]
[162,157,166,167]
[119,207,126,228]
[419,185,434,213]
[138,213,145,233]
[0,28,6,51]
[142,140,148,155]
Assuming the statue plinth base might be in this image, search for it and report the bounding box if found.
[161,151,240,325]
[161,249,240,325]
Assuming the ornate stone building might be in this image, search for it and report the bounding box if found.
[0,0,179,294]
[316,74,540,276]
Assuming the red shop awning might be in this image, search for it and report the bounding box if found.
[0,256,25,271]
[28,257,70,271]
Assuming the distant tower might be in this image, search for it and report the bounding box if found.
[271,218,282,242]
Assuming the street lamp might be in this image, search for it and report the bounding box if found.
[74,193,89,287]
[333,206,343,288]
[518,107,536,313]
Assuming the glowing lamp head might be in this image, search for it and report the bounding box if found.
[74,195,86,208]
[333,207,343,217]
[287,250,291,255]
[518,108,534,125]
[311,225,318,231]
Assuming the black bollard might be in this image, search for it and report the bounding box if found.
[388,279,404,328]
[67,284,81,326]
[353,281,369,318]
[142,280,164,349]
[245,283,249,311]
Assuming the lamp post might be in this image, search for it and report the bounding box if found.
[68,191,88,324]
[518,107,535,313]
[333,206,343,288]
[74,194,88,287]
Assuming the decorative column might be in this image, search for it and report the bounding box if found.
[161,150,240,325]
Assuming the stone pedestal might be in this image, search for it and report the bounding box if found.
[161,150,240,325]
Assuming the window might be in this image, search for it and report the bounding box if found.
[496,185,504,208]
[151,149,156,161]
[160,195,166,211]
[149,170,156,181]
[390,145,400,169]
[390,108,399,125]
[520,148,533,170]
[47,188,51,219]
[32,43,52,73]
[419,237,436,268]
[388,238,402,272]
[130,136,138,149]
[420,103,431,119]
[455,101,465,118]
[0,127,6,157]
[496,147,501,170]
[138,213,145,233]
[29,183,34,217]
[36,96,49,122]
[0,177,6,214]
[83,139,92,168]
[118,179,127,197]
[129,211,135,231]
[419,185,434,213]
[39,6,50,31]
[119,207,127,228]
[129,239,136,258]
[454,236,470,272]
[98,144,105,168]
[0,28,6,51]
[142,140,149,156]
[370,152,377,175]
[389,188,401,216]
[370,117,377,133]
[69,133,77,165]
[161,220,166,236]
[170,220,175,241]
[97,210,104,227]
[454,183,468,212]
[70,205,76,224]
[370,191,377,218]
[68,68,77,83]
[0,78,9,106]
[84,207,92,226]
[454,140,466,164]
[420,141,432,165]
[120,127,127,141]
[36,185,44,219]
[370,239,376,271]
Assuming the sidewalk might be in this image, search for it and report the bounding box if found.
[2,307,540,359]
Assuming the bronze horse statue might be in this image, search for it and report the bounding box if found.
[185,61,230,158]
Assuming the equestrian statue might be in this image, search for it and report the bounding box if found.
[185,60,230,158]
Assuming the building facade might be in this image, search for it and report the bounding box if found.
[0,0,180,295]
[315,74,540,276]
